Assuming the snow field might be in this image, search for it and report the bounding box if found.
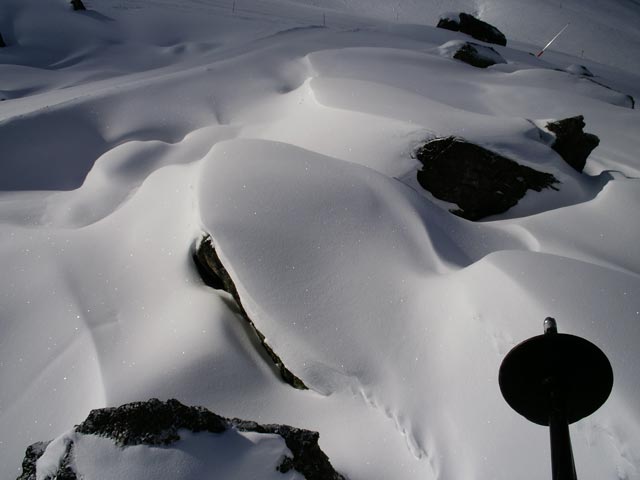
[1,0,639,478]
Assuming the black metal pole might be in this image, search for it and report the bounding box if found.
[545,318,577,480]
[549,392,577,480]
[500,317,613,480]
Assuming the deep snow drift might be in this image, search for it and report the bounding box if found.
[1,0,639,479]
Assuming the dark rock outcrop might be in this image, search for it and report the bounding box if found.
[17,442,50,480]
[546,116,600,172]
[415,137,559,221]
[18,440,77,480]
[437,12,507,46]
[19,399,345,480]
[70,0,86,11]
[0,32,6,48]
[76,398,227,446]
[232,420,345,480]
[453,41,506,68]
[194,235,308,390]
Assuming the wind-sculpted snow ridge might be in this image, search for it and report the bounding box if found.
[197,139,640,478]
[2,0,640,479]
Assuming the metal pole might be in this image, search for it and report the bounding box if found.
[544,319,578,480]
[500,317,613,480]
[549,399,577,480]
[536,23,570,57]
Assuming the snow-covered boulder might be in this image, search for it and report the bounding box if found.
[415,137,559,220]
[442,40,507,68]
[18,399,345,480]
[566,64,594,77]
[545,116,600,173]
[437,12,507,46]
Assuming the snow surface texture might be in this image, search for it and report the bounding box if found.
[35,430,303,480]
[1,0,639,479]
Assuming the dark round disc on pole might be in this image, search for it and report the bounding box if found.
[499,332,613,426]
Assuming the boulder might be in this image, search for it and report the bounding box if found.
[415,137,558,221]
[194,235,308,390]
[546,116,600,172]
[437,12,507,46]
[76,398,227,445]
[70,0,86,11]
[452,41,506,68]
[18,399,345,480]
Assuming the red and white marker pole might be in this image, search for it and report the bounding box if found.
[536,23,570,58]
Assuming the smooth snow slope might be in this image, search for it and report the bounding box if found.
[1,0,639,479]
[286,0,640,75]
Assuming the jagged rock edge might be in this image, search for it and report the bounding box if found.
[19,399,345,480]
[194,234,308,390]
[415,136,560,220]
[545,115,600,173]
[18,440,77,480]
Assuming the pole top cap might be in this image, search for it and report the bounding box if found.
[544,317,558,334]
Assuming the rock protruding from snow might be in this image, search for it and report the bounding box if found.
[19,399,345,480]
[437,12,507,46]
[18,438,76,480]
[194,235,308,390]
[17,442,50,480]
[231,420,345,480]
[70,0,86,11]
[453,41,506,68]
[546,116,600,173]
[415,137,559,220]
[76,398,227,446]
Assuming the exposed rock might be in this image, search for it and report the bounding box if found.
[546,116,600,172]
[437,12,507,46]
[452,41,506,68]
[76,398,227,446]
[18,440,77,480]
[194,235,308,390]
[20,399,345,480]
[0,32,6,48]
[415,137,559,221]
[51,442,77,480]
[70,0,86,11]
[17,442,50,480]
[232,420,345,480]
